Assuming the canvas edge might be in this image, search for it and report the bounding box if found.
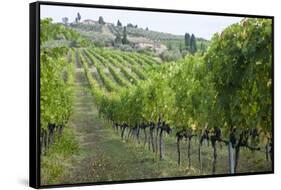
[29,1,275,189]
[29,1,40,189]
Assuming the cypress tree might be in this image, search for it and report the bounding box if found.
[115,32,122,44]
[190,34,197,54]
[77,12,81,22]
[184,33,191,50]
[122,27,129,44]
[117,20,122,27]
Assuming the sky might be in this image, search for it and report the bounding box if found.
[41,5,244,40]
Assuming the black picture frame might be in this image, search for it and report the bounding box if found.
[30,1,274,189]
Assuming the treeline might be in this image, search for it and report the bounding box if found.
[81,18,272,174]
[41,18,90,48]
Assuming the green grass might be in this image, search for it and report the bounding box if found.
[41,127,80,185]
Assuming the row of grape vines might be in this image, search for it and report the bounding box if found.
[40,48,76,154]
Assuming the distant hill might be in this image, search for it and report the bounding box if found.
[66,19,209,55]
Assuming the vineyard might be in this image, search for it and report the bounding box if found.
[40,18,273,185]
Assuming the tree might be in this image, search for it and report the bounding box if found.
[98,16,105,25]
[179,41,183,53]
[167,42,172,50]
[62,17,69,25]
[184,33,190,50]
[77,12,81,22]
[114,32,122,44]
[200,42,206,52]
[145,27,149,31]
[190,34,197,54]
[127,23,134,28]
[117,20,122,27]
[122,27,129,44]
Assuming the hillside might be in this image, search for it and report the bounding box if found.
[67,19,209,56]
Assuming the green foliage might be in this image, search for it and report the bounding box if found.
[40,48,75,130]
[41,18,89,48]
[40,17,272,182]
[160,49,182,62]
[122,27,129,45]
[184,33,191,49]
[190,34,197,54]
[41,16,272,155]
[162,37,206,60]
[114,32,122,45]
[41,127,79,185]
[80,18,272,137]
[205,18,272,132]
